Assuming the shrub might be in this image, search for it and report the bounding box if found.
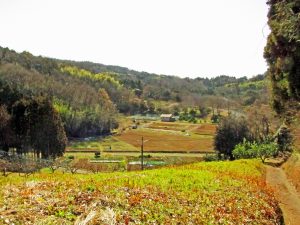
[94,151,101,158]
[233,140,257,159]
[67,155,75,160]
[211,114,220,123]
[188,117,197,124]
[276,124,293,152]
[254,142,278,163]
[233,141,278,163]
[139,154,151,158]
[214,116,252,160]
[203,154,219,162]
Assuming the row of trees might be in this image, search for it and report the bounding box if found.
[0,96,67,159]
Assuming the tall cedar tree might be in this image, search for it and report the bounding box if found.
[264,0,300,118]
[28,97,67,158]
[11,97,67,158]
[0,105,14,151]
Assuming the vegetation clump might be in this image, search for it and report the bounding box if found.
[233,140,278,163]
[0,94,67,159]
[214,116,251,160]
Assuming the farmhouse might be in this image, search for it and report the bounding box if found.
[160,114,175,122]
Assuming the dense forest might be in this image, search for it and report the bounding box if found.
[0,46,267,143]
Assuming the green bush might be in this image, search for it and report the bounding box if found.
[232,140,257,159]
[233,141,278,163]
[67,155,74,160]
[94,151,101,158]
[203,154,219,162]
[211,114,220,123]
[139,154,151,158]
[254,142,278,163]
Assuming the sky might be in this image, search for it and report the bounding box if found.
[0,0,270,78]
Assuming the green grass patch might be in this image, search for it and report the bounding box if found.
[69,136,138,151]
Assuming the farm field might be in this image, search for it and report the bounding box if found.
[145,121,216,134]
[65,152,209,158]
[68,121,216,154]
[116,128,214,152]
[0,160,281,224]
[68,136,138,152]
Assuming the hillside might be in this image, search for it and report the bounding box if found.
[64,59,268,106]
[0,46,267,139]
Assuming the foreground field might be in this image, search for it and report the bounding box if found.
[0,160,281,224]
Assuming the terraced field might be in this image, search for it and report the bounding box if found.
[116,128,214,152]
[69,121,216,153]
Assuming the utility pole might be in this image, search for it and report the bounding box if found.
[141,136,144,170]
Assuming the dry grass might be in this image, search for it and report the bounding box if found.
[146,121,216,134]
[293,127,300,152]
[146,122,191,131]
[190,124,216,135]
[283,153,300,193]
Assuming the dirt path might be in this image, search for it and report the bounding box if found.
[266,166,300,225]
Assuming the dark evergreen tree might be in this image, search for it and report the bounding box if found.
[28,97,67,158]
[264,0,300,118]
[0,105,14,151]
[214,116,252,160]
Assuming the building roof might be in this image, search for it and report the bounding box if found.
[160,114,173,118]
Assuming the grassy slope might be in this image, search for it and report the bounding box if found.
[0,160,281,224]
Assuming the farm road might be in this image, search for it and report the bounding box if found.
[266,166,300,225]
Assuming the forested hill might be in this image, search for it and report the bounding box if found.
[62,59,266,102]
[0,46,267,138]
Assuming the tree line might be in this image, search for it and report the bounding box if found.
[0,86,67,159]
[0,46,268,139]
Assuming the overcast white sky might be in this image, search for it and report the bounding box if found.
[0,0,270,78]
